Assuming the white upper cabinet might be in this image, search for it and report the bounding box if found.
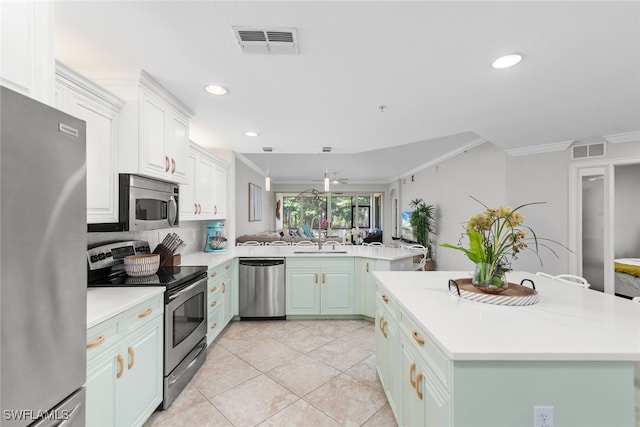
[55,62,124,224]
[0,0,55,105]
[180,142,228,221]
[90,71,192,184]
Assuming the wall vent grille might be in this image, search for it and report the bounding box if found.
[571,142,606,159]
[233,27,298,54]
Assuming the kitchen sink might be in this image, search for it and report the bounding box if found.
[293,251,348,254]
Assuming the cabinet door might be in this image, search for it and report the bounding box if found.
[168,114,189,183]
[86,350,121,427]
[222,275,233,324]
[362,258,377,318]
[139,89,169,179]
[286,269,320,315]
[321,268,354,314]
[123,321,163,427]
[213,161,227,219]
[195,154,215,217]
[69,91,120,224]
[180,152,198,220]
[401,342,426,427]
[0,1,54,104]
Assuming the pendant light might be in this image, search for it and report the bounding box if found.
[324,171,330,192]
[264,147,272,191]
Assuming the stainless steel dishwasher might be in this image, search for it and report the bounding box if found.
[238,258,286,320]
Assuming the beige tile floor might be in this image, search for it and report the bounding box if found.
[144,319,398,427]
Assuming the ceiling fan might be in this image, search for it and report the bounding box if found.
[312,172,349,185]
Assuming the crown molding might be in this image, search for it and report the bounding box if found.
[400,137,487,178]
[603,131,640,144]
[235,152,267,177]
[505,140,574,157]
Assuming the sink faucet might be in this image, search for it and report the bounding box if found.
[311,216,323,250]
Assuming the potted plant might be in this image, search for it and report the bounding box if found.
[409,198,435,259]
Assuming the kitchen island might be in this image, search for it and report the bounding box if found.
[373,270,640,427]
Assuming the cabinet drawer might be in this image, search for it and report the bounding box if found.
[124,294,164,333]
[208,261,233,280]
[87,318,121,359]
[375,285,399,321]
[208,289,222,311]
[207,306,223,336]
[400,314,451,387]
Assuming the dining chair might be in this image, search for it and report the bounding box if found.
[407,244,427,271]
[295,240,314,246]
[536,272,590,288]
[239,241,261,246]
[267,241,289,246]
[367,242,384,247]
[323,240,343,246]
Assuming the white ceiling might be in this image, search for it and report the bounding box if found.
[54,1,640,185]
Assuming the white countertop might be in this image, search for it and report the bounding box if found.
[87,287,165,329]
[181,245,416,268]
[374,270,640,362]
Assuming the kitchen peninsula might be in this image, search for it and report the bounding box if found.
[373,270,640,427]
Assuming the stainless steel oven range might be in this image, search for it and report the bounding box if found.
[87,240,207,409]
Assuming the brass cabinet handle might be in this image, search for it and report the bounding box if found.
[412,331,425,345]
[210,323,217,330]
[138,308,152,318]
[116,354,124,379]
[171,158,176,173]
[225,264,230,270]
[222,282,226,293]
[197,204,202,215]
[409,362,416,388]
[165,156,170,172]
[366,262,369,272]
[415,372,424,400]
[379,316,385,333]
[210,272,217,278]
[322,273,326,284]
[314,273,318,284]
[214,205,218,215]
[194,203,198,215]
[127,347,135,370]
[381,295,389,303]
[211,286,217,293]
[379,316,387,338]
[86,335,105,349]
[211,301,217,308]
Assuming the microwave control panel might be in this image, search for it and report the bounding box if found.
[87,240,151,270]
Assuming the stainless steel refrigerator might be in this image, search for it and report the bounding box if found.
[1,87,87,426]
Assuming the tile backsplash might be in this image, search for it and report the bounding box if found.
[87,221,207,255]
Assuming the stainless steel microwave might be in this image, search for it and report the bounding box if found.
[88,174,179,232]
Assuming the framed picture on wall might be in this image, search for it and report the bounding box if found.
[249,183,262,221]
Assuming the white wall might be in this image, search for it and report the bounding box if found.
[235,156,275,236]
[400,142,507,270]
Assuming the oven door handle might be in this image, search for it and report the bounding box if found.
[169,278,206,301]
[168,343,206,385]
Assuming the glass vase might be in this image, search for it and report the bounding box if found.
[472,262,508,293]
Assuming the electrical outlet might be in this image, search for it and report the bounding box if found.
[534,406,554,427]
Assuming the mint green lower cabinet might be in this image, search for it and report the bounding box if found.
[375,301,401,421]
[286,268,320,314]
[286,258,355,315]
[86,294,163,427]
[124,320,163,427]
[356,258,377,318]
[86,345,120,427]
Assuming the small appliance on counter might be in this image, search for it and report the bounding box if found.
[204,221,227,252]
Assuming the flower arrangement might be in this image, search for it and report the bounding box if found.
[441,197,564,290]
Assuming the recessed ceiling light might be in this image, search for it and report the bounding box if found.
[244,131,260,137]
[204,85,228,95]
[491,54,523,69]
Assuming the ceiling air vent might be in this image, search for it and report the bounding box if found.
[571,142,606,159]
[232,27,298,55]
